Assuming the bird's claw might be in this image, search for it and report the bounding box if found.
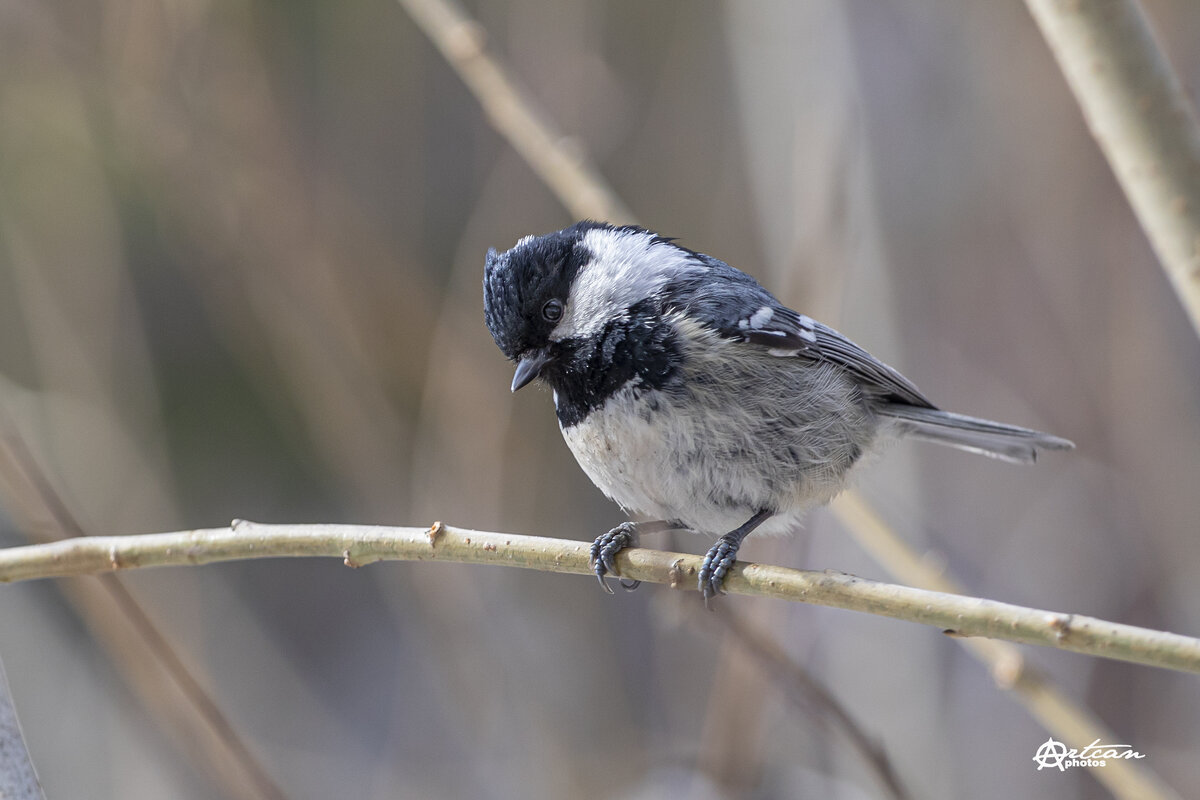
[590,522,641,593]
[698,535,741,609]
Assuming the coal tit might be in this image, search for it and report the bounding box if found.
[483,221,1073,602]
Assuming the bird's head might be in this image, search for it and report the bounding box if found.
[483,221,698,391]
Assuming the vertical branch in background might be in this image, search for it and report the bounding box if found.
[1024,0,1200,337]
[395,0,636,224]
[397,1,1185,797]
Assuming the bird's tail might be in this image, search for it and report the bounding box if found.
[879,405,1074,464]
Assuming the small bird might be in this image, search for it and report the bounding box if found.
[483,221,1073,603]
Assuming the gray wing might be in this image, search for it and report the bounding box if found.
[751,308,934,409]
[664,259,934,408]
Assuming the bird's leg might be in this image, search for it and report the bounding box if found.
[698,509,773,607]
[590,519,680,593]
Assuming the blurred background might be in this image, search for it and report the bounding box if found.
[1,0,1199,798]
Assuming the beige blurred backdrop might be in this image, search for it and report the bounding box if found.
[1,1,1199,798]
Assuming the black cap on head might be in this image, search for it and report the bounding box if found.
[483,223,599,359]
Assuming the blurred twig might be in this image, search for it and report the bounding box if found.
[0,419,288,800]
[831,493,1181,800]
[396,0,635,224]
[697,607,911,800]
[1025,0,1200,337]
[1,521,1199,677]
[0,657,44,800]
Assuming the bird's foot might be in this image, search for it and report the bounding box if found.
[590,521,641,593]
[696,510,772,607]
[698,534,743,608]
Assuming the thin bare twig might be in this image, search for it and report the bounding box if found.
[396,0,635,224]
[1025,0,1200,336]
[0,521,1198,678]
[703,608,911,800]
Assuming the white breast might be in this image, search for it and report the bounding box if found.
[559,383,680,519]
[558,382,832,537]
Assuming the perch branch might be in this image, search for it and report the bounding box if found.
[1025,0,1200,336]
[2,521,1199,676]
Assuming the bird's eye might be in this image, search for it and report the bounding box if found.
[541,299,563,322]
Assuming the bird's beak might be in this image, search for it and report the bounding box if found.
[511,350,553,392]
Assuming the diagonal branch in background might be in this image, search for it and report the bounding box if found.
[0,657,44,800]
[0,419,287,800]
[396,0,635,224]
[831,494,1181,800]
[1,521,1199,677]
[1024,0,1200,337]
[700,607,912,800]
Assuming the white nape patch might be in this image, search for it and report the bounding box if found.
[550,227,699,341]
[748,306,774,329]
[515,234,537,248]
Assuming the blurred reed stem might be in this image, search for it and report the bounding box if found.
[704,607,912,800]
[0,658,44,800]
[831,493,1181,800]
[0,419,287,800]
[396,0,636,224]
[1025,0,1200,337]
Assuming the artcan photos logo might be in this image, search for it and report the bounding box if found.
[1032,737,1147,771]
